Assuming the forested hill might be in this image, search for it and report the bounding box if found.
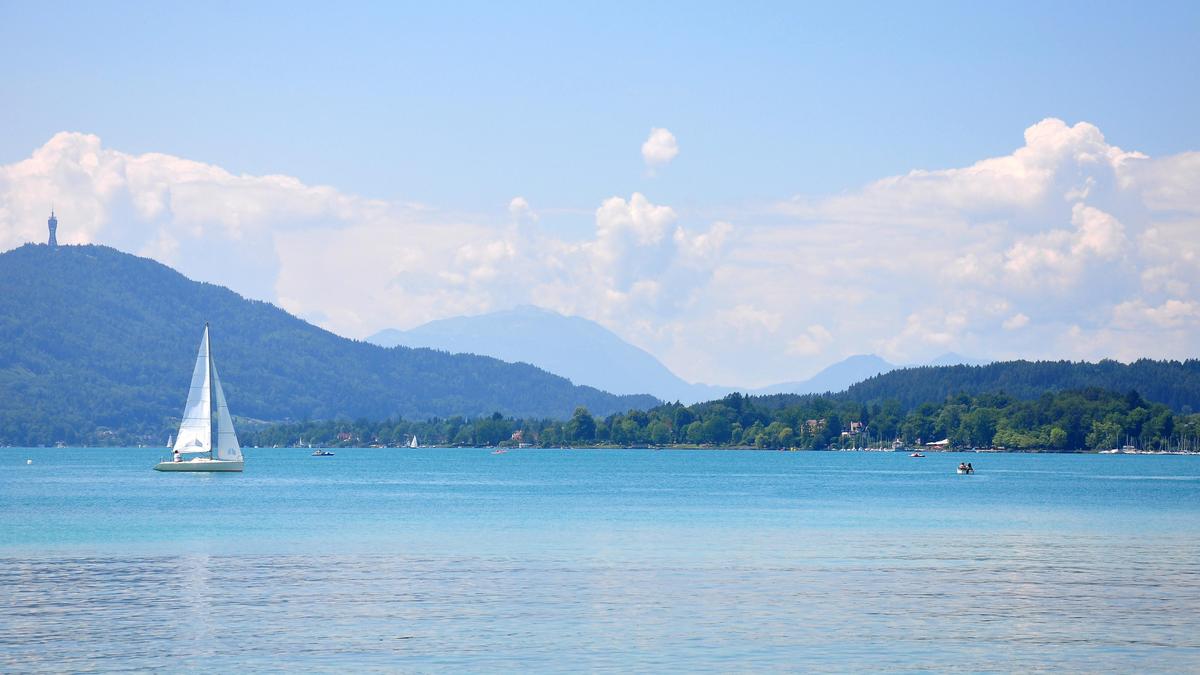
[0,244,657,445]
[840,360,1200,412]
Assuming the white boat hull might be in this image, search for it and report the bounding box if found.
[155,458,243,472]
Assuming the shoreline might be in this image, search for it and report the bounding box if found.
[6,445,1199,456]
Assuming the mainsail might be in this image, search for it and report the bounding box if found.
[171,324,242,460]
[173,327,212,454]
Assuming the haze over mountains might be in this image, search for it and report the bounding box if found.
[368,307,980,403]
[0,244,656,445]
[369,306,726,403]
[7,242,1196,449]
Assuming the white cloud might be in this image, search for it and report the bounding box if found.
[1113,299,1200,329]
[787,325,834,357]
[3,119,1199,388]
[1002,313,1030,330]
[641,127,679,168]
[508,196,536,223]
[0,132,380,302]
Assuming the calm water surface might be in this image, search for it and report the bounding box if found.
[2,448,1198,672]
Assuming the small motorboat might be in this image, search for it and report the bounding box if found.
[491,448,507,455]
[956,464,975,474]
[311,449,335,457]
[910,452,925,458]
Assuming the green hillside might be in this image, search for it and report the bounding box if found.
[0,244,658,445]
[839,360,1200,412]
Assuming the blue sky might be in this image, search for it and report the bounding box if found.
[4,2,1197,211]
[1,2,1198,386]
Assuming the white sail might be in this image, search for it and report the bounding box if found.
[211,356,243,462]
[173,327,212,454]
[409,435,418,448]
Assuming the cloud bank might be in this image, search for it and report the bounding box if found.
[1,119,1197,387]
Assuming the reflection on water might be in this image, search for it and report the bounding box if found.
[3,538,1198,672]
[2,448,1199,670]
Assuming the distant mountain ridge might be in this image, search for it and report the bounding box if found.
[750,354,897,396]
[0,244,658,445]
[369,305,728,403]
[369,308,983,402]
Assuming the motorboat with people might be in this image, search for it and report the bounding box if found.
[311,448,335,456]
[957,462,975,475]
[910,452,925,458]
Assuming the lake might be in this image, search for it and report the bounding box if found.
[2,448,1198,672]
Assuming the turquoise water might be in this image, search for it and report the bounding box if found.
[2,448,1199,672]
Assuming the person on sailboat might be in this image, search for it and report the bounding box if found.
[173,447,181,462]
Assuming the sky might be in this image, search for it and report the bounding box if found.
[1,2,1198,387]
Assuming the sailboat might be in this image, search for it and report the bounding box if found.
[155,324,245,472]
[409,434,418,449]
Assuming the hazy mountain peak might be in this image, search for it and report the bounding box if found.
[370,312,905,401]
[926,352,989,367]
[751,354,897,396]
[368,305,726,403]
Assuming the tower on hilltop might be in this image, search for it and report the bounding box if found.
[47,210,58,248]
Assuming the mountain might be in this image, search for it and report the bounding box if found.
[0,244,658,445]
[841,360,1200,412]
[370,309,911,402]
[925,352,989,367]
[751,354,897,395]
[368,306,729,403]
[370,306,1052,405]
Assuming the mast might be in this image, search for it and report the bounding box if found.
[207,322,215,460]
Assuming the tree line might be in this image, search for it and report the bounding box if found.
[236,388,1200,453]
[840,359,1200,413]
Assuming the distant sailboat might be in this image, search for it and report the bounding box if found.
[155,324,245,472]
[409,435,418,449]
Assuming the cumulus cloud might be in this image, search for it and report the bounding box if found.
[641,127,679,168]
[1002,313,1030,330]
[0,131,379,302]
[508,196,536,223]
[1001,203,1127,289]
[2,118,1199,388]
[1113,299,1200,329]
[275,190,727,339]
[787,325,834,357]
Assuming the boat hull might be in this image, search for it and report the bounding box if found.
[154,458,244,472]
